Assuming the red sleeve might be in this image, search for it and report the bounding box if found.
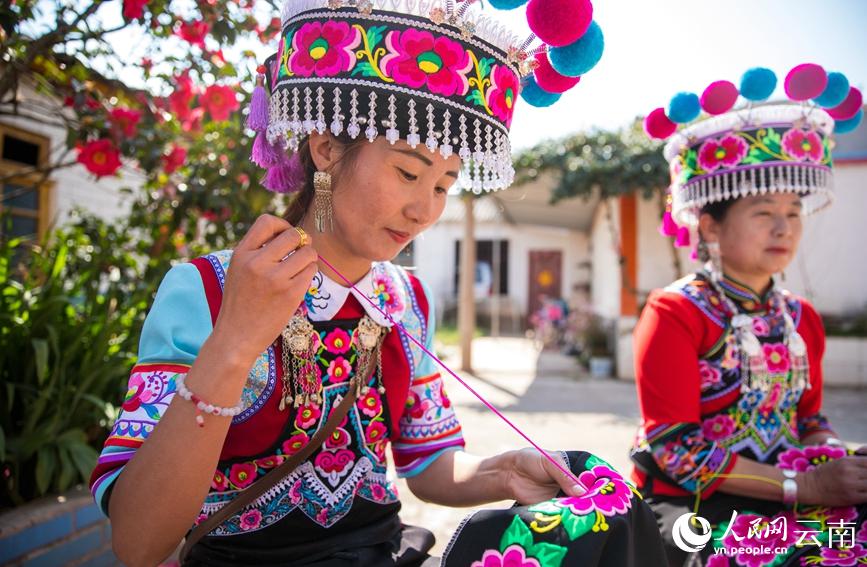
[631,291,737,498]
[795,299,835,439]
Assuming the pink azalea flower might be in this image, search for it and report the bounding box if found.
[200,84,240,122]
[109,108,141,138]
[211,470,229,491]
[782,128,824,162]
[382,29,471,97]
[177,19,210,48]
[762,343,790,374]
[819,543,867,565]
[697,134,749,172]
[168,72,197,120]
[557,465,633,517]
[289,21,360,77]
[777,445,847,472]
[324,328,352,354]
[327,356,352,383]
[295,403,322,429]
[698,360,723,391]
[720,512,797,567]
[122,0,148,20]
[228,462,258,489]
[752,317,771,337]
[77,139,122,178]
[162,145,187,174]
[486,64,520,127]
[702,414,736,441]
[359,389,383,417]
[282,432,309,456]
[470,544,541,567]
[365,421,388,444]
[239,509,262,531]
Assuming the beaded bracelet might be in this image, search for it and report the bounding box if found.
[175,373,243,427]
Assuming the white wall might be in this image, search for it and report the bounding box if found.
[636,192,695,297]
[589,198,621,320]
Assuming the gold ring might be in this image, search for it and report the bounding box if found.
[294,226,309,248]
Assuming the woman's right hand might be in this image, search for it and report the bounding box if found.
[801,455,867,506]
[211,214,318,364]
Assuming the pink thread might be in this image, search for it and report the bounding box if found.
[317,255,583,488]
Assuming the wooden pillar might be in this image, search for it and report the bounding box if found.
[619,194,638,317]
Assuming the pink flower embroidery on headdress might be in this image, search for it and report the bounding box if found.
[782,127,824,162]
[381,29,472,97]
[290,21,361,78]
[486,64,520,127]
[697,134,749,172]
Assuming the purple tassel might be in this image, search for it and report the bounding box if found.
[246,77,269,132]
[252,131,282,168]
[659,210,678,237]
[262,154,304,194]
[689,246,699,261]
[674,226,691,248]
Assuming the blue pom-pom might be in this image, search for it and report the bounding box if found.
[548,21,604,78]
[835,109,863,134]
[667,92,700,123]
[521,76,561,107]
[488,0,529,8]
[813,72,850,108]
[740,67,777,101]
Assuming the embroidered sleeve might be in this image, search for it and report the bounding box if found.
[89,263,212,516]
[391,280,465,477]
[795,300,835,440]
[631,292,736,497]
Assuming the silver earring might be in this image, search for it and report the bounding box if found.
[706,241,722,285]
[313,171,333,233]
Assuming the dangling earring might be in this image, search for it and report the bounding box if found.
[313,171,333,233]
[706,241,723,286]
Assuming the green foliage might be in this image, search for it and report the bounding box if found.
[512,120,670,202]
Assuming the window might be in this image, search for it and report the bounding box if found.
[0,124,52,239]
[454,239,509,297]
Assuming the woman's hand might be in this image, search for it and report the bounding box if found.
[504,448,586,505]
[212,214,318,364]
[800,455,867,507]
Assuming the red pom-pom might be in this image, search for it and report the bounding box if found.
[533,51,581,93]
[644,107,677,139]
[527,0,592,47]
[700,80,739,115]
[784,63,828,101]
[827,87,863,121]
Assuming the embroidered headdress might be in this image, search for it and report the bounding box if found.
[644,63,863,236]
[247,0,605,194]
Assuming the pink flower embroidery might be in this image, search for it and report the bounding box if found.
[122,371,163,412]
[229,462,258,489]
[762,343,790,374]
[382,29,471,97]
[405,390,425,419]
[194,512,208,526]
[289,479,303,504]
[371,274,404,315]
[324,328,351,354]
[325,427,351,449]
[706,556,728,567]
[239,509,262,531]
[255,455,282,469]
[282,432,309,455]
[327,356,352,383]
[289,21,360,77]
[369,483,387,502]
[557,465,633,517]
[858,520,867,543]
[777,445,847,472]
[316,507,329,525]
[698,360,723,391]
[471,544,541,567]
[439,381,452,409]
[752,317,771,337]
[211,470,229,491]
[365,421,388,444]
[720,512,797,567]
[359,389,383,417]
[819,543,867,565]
[697,134,749,172]
[314,449,355,485]
[295,403,322,429]
[486,64,520,127]
[782,128,824,162]
[702,414,736,441]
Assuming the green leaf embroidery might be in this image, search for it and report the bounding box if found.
[500,515,534,551]
[561,509,595,541]
[528,500,561,515]
[366,25,387,50]
[351,61,380,78]
[685,149,698,172]
[584,454,614,471]
[527,541,569,566]
[466,89,485,107]
[477,57,495,79]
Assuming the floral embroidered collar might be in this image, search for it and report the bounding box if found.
[697,271,774,315]
[302,262,407,327]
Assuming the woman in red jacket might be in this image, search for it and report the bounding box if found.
[632,67,867,566]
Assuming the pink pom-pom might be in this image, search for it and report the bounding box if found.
[827,87,863,121]
[674,226,690,248]
[527,0,592,47]
[246,76,269,132]
[644,107,677,139]
[700,80,739,115]
[659,210,678,237]
[689,246,699,261]
[251,131,282,168]
[784,63,828,101]
[533,51,581,93]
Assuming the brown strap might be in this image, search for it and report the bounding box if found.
[179,382,360,563]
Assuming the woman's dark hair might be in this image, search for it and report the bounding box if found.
[696,198,737,262]
[283,133,368,226]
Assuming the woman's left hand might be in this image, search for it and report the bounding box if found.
[505,448,586,505]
